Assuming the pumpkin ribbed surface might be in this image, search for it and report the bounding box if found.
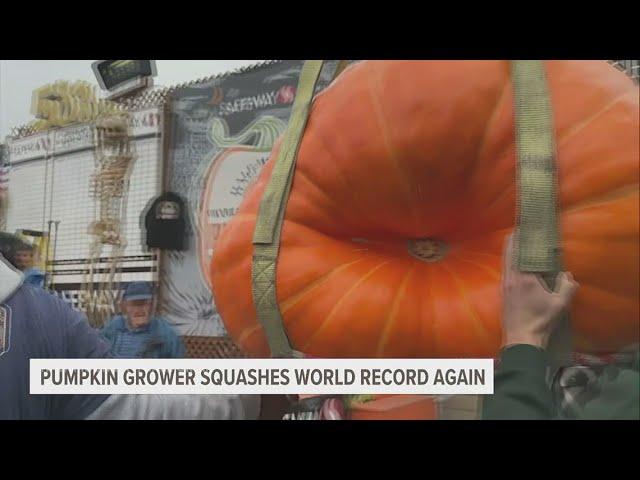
[211,60,639,358]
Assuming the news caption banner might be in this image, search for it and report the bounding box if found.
[31,359,493,395]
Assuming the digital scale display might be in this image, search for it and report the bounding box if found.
[92,60,157,91]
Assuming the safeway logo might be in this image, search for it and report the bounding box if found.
[217,86,296,116]
[276,85,296,104]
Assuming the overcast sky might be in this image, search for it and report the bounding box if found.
[0,60,262,139]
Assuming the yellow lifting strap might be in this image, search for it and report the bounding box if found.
[511,60,572,367]
[251,60,569,362]
[252,60,347,358]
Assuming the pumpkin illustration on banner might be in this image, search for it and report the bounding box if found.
[197,116,287,288]
[211,61,639,359]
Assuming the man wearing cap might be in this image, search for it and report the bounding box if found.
[101,282,184,359]
[0,247,260,419]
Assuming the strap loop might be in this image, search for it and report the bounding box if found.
[251,60,327,358]
[511,60,571,367]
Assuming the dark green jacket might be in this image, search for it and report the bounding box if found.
[482,344,640,420]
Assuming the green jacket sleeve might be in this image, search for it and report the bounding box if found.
[482,344,555,420]
[579,359,640,420]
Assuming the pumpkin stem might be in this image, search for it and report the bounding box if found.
[407,238,447,262]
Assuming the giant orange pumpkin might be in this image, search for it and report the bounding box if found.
[211,61,639,359]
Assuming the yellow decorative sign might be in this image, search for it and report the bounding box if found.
[29,80,123,132]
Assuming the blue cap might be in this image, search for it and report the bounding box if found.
[123,282,154,301]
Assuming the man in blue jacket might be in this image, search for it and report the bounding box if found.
[101,282,184,359]
[0,246,259,420]
[0,249,113,419]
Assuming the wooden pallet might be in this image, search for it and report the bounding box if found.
[182,335,247,359]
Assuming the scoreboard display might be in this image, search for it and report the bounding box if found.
[92,60,157,92]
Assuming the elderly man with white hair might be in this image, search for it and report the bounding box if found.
[0,231,260,420]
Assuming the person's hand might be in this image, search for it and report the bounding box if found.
[501,232,579,350]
